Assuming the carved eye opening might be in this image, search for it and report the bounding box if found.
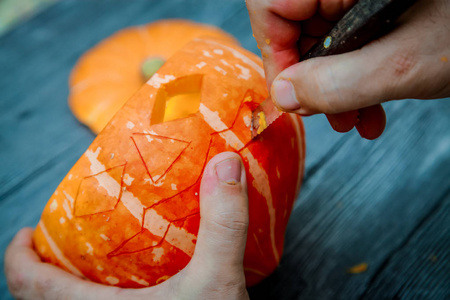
[151,74,203,125]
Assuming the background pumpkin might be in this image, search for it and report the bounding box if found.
[33,38,305,288]
[69,19,238,134]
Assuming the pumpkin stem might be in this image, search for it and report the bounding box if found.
[142,57,166,81]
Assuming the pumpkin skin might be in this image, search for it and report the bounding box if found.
[69,19,238,134]
[33,38,306,288]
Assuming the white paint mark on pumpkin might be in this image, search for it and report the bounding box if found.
[213,49,224,55]
[62,190,75,208]
[100,233,110,241]
[202,50,212,57]
[38,221,85,277]
[105,276,119,285]
[131,275,150,286]
[68,174,73,180]
[243,115,251,128]
[220,59,233,68]
[62,199,73,220]
[214,66,227,75]
[59,217,65,224]
[199,103,227,131]
[148,173,166,187]
[203,39,265,78]
[86,242,94,255]
[199,102,278,261]
[86,147,196,256]
[241,148,279,263]
[196,61,207,69]
[143,211,196,257]
[236,64,251,80]
[95,172,121,198]
[146,73,176,88]
[123,174,134,186]
[96,265,104,271]
[126,121,135,129]
[200,105,245,150]
[76,224,82,231]
[288,114,305,196]
[50,199,58,212]
[171,183,177,191]
[219,131,245,150]
[152,247,165,262]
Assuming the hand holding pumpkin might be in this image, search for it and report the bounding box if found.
[5,152,250,300]
[247,0,450,139]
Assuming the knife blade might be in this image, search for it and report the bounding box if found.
[251,0,418,139]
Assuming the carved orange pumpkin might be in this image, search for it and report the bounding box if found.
[69,19,238,134]
[33,38,305,288]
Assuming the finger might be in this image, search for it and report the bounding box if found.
[355,105,386,140]
[5,229,123,300]
[325,105,386,139]
[269,0,318,21]
[302,14,334,37]
[319,0,358,21]
[188,152,248,278]
[8,227,36,251]
[325,110,359,133]
[270,30,419,115]
[246,0,317,86]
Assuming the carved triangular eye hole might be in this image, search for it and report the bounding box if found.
[151,75,203,125]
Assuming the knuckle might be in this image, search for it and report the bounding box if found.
[206,212,249,237]
[390,49,417,78]
[380,47,418,99]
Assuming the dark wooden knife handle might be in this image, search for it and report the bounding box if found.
[301,0,418,61]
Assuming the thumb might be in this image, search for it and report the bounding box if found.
[188,151,248,279]
[270,39,412,115]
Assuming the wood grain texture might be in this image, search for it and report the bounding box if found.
[0,0,449,299]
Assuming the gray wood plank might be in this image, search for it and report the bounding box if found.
[361,192,450,300]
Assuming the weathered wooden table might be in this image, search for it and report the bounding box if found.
[1,1,449,299]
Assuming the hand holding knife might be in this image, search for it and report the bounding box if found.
[251,0,419,139]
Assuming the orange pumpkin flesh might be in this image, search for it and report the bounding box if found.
[34,38,306,288]
[69,19,238,134]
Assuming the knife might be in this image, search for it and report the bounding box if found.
[251,0,418,138]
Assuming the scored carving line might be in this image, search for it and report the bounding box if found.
[71,88,264,257]
[107,211,200,258]
[131,133,191,184]
[104,137,212,258]
[73,162,127,218]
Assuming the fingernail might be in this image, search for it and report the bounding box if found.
[272,79,300,111]
[215,158,241,185]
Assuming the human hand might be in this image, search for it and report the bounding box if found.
[247,0,450,139]
[5,152,250,300]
